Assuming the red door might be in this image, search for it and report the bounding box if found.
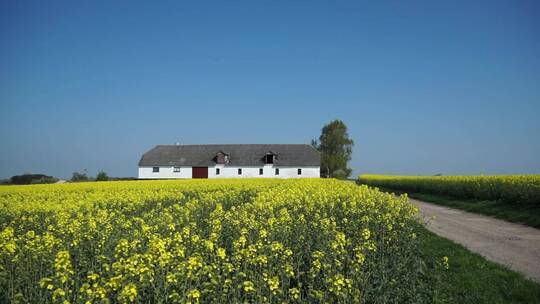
[192,167,208,179]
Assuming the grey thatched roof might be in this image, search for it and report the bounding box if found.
[138,144,320,167]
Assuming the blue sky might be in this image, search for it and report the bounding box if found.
[1,0,539,179]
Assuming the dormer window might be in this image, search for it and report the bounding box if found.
[265,153,274,164]
[215,151,229,164]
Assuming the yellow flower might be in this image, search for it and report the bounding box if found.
[52,288,65,301]
[166,273,177,284]
[442,256,449,269]
[87,272,99,281]
[187,256,203,270]
[289,287,300,300]
[3,242,16,254]
[267,276,279,292]
[26,230,35,238]
[243,281,255,293]
[355,250,365,265]
[361,228,371,240]
[217,247,226,260]
[271,242,283,252]
[118,283,137,303]
[284,264,295,277]
[188,289,200,300]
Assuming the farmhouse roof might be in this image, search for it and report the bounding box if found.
[138,144,320,167]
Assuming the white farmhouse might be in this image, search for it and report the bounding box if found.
[138,144,320,179]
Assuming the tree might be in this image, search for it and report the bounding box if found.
[10,174,58,185]
[96,171,109,181]
[312,119,354,179]
[71,171,89,182]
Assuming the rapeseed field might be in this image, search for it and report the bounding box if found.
[0,179,432,303]
[358,174,540,205]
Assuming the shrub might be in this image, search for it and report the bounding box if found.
[96,171,109,181]
[9,174,58,185]
[71,171,89,182]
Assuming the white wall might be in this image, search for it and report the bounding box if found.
[208,165,319,179]
[138,165,320,179]
[138,166,192,179]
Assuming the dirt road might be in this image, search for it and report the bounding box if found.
[411,198,540,282]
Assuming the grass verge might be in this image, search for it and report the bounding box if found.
[417,225,540,303]
[377,187,540,229]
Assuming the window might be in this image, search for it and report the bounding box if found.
[238,168,242,175]
[259,168,263,175]
[216,152,229,164]
[173,167,181,172]
[216,168,220,175]
[152,167,159,173]
[275,168,279,175]
[265,154,274,164]
[298,168,302,175]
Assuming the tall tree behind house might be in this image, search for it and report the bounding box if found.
[312,120,354,179]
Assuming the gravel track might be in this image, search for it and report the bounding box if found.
[411,198,540,283]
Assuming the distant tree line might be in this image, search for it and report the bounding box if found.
[70,170,109,182]
[7,174,58,185]
[1,170,135,185]
[71,170,115,182]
